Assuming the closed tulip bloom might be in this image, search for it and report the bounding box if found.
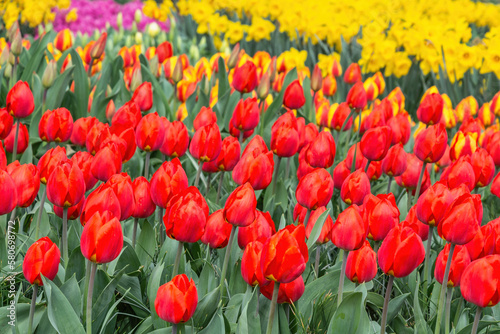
[261,224,309,283]
[164,186,209,243]
[238,210,276,249]
[86,122,111,155]
[363,193,400,241]
[387,112,411,145]
[0,170,17,215]
[305,131,336,168]
[492,172,500,198]
[71,151,98,191]
[296,168,334,210]
[395,154,430,191]
[304,206,334,244]
[80,183,122,226]
[344,63,362,84]
[23,237,60,286]
[38,108,74,143]
[189,122,222,162]
[333,160,351,190]
[232,148,274,190]
[91,143,122,182]
[346,82,367,110]
[8,163,40,208]
[363,77,379,101]
[47,160,85,208]
[450,131,478,161]
[378,225,425,277]
[283,80,306,110]
[438,193,481,245]
[111,101,142,132]
[161,119,189,158]
[231,97,260,132]
[0,143,5,171]
[311,64,323,92]
[241,240,269,287]
[331,205,367,251]
[340,170,371,206]
[400,206,429,241]
[193,106,217,131]
[345,143,369,171]
[54,198,85,220]
[155,274,198,324]
[417,93,444,125]
[414,123,448,163]
[331,102,353,131]
[4,122,29,155]
[465,227,486,261]
[460,255,500,308]
[228,122,254,141]
[202,136,240,172]
[71,116,99,147]
[367,160,383,181]
[232,61,258,93]
[382,144,407,177]
[442,156,476,191]
[0,107,14,139]
[81,211,123,263]
[132,82,153,111]
[201,209,233,249]
[482,219,500,256]
[150,158,188,208]
[416,182,454,226]
[106,173,134,221]
[322,74,337,97]
[131,177,155,218]
[260,276,305,304]
[360,126,392,162]
[487,132,500,167]
[38,146,68,184]
[6,81,35,118]
[136,112,165,152]
[471,148,495,187]
[224,182,257,227]
[345,240,377,284]
[54,29,73,52]
[271,111,300,157]
[435,244,471,288]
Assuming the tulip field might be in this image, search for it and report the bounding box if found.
[2,1,500,334]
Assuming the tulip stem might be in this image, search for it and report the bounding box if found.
[337,250,348,307]
[314,245,321,278]
[219,225,237,304]
[173,241,183,277]
[28,284,38,334]
[364,160,371,173]
[285,157,291,180]
[423,225,434,314]
[205,174,211,196]
[132,217,138,248]
[194,161,202,188]
[86,262,97,334]
[434,243,455,334]
[350,142,358,173]
[239,131,244,147]
[172,324,177,334]
[62,208,69,266]
[216,172,224,204]
[265,282,280,334]
[412,162,427,207]
[445,287,453,334]
[356,110,362,138]
[12,118,20,162]
[159,207,165,246]
[386,177,392,194]
[343,110,356,158]
[380,275,394,334]
[35,188,47,240]
[303,209,311,226]
[471,307,482,334]
[272,156,282,194]
[144,152,151,179]
[87,62,93,78]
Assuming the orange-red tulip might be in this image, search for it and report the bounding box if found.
[345,240,377,284]
[155,274,198,324]
[435,244,471,287]
[331,205,367,251]
[6,81,35,118]
[23,237,60,286]
[460,255,500,308]
[81,210,123,263]
[47,160,85,208]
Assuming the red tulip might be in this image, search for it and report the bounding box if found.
[228,122,254,141]
[435,244,471,287]
[132,82,153,111]
[201,209,233,248]
[111,100,142,132]
[193,106,217,131]
[23,237,60,285]
[492,172,500,198]
[260,277,305,304]
[363,193,400,241]
[296,168,334,210]
[414,123,448,163]
[345,143,368,170]
[71,116,99,147]
[480,219,500,256]
[47,160,85,208]
[106,173,134,221]
[345,240,377,283]
[71,151,98,191]
[189,122,222,162]
[160,119,189,158]
[0,107,14,140]
[242,240,269,287]
[417,93,444,125]
[4,122,29,155]
[487,131,500,167]
[7,81,35,118]
[322,74,337,97]
[8,162,40,208]
[0,143,5,171]
[81,211,123,263]
[0,170,17,215]
[395,154,430,192]
[311,64,323,92]
[378,225,425,277]
[283,80,305,110]
[399,206,429,241]
[90,143,122,182]
[442,156,476,191]
[465,227,486,261]
[54,198,85,220]
[132,177,156,218]
[333,160,351,190]
[238,210,276,249]
[136,112,165,152]
[150,158,188,208]
[271,111,300,157]
[438,193,482,245]
[38,146,68,184]
[80,184,122,226]
[382,144,407,177]
[330,103,353,132]
[340,170,371,206]
[86,122,110,155]
[346,82,367,110]
[416,181,454,227]
[387,112,411,145]
[331,205,367,251]
[202,136,240,173]
[164,186,209,243]
[304,206,334,244]
[231,97,260,132]
[155,274,198,324]
[224,183,257,227]
[471,148,495,187]
[460,255,500,308]
[232,61,258,94]
[344,63,362,84]
[232,146,274,190]
[360,126,392,161]
[305,131,336,168]
[38,108,74,143]
[261,224,309,283]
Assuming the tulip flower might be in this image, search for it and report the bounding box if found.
[414,123,448,163]
[202,136,240,173]
[150,158,188,209]
[90,143,122,182]
[7,81,35,119]
[296,168,334,210]
[224,183,257,227]
[54,198,85,221]
[345,142,369,171]
[38,108,74,143]
[0,170,17,215]
[155,274,198,327]
[346,82,367,110]
[193,106,217,131]
[450,131,478,161]
[232,61,258,94]
[232,145,274,190]
[38,146,68,184]
[86,122,110,155]
[241,240,269,287]
[71,116,99,147]
[8,162,40,209]
[4,122,29,157]
[471,148,495,188]
[360,126,392,162]
[442,156,476,191]
[331,102,353,132]
[201,209,233,249]
[111,100,142,132]
[231,97,260,133]
[106,173,134,221]
[344,63,362,84]
[438,193,481,245]
[71,151,97,191]
[363,193,400,241]
[382,144,407,193]
[492,172,500,199]
[340,170,371,205]
[136,112,165,153]
[311,64,323,92]
[283,80,305,110]
[305,131,336,168]
[271,110,300,158]
[345,240,377,284]
[417,93,444,125]
[238,210,276,249]
[80,184,122,226]
[160,119,189,159]
[189,122,222,185]
[260,277,305,304]
[399,206,429,241]
[322,74,337,96]
[416,182,454,227]
[132,82,153,111]
[387,112,411,145]
[304,206,334,244]
[435,244,471,288]
[487,131,500,167]
[333,160,351,190]
[47,160,85,209]
[54,28,73,52]
[0,107,14,140]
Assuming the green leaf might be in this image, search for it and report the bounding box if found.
[45,66,75,110]
[42,276,86,334]
[148,263,167,329]
[69,49,89,119]
[115,243,141,275]
[236,288,261,334]
[386,293,410,325]
[60,275,82,316]
[65,246,86,283]
[193,287,220,328]
[413,277,432,334]
[136,219,156,266]
[199,310,225,334]
[306,209,331,249]
[98,288,130,334]
[326,292,370,334]
[92,267,126,333]
[141,63,172,119]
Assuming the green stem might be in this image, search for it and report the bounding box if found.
[173,241,183,277]
[434,243,456,334]
[265,282,280,334]
[87,62,93,78]
[364,160,371,173]
[350,141,358,173]
[83,260,91,317]
[423,225,434,314]
[471,307,482,334]
[205,173,211,196]
[62,208,68,266]
[86,262,97,334]
[386,177,392,194]
[445,287,453,334]
[314,245,321,278]
[172,323,177,334]
[132,217,138,248]
[35,188,47,240]
[216,172,224,205]
[337,250,348,307]
[303,209,311,226]
[28,284,38,334]
[144,151,151,179]
[12,118,20,162]
[272,156,282,194]
[380,275,394,334]
[219,225,237,303]
[194,161,202,188]
[9,207,16,225]
[285,157,291,180]
[239,131,244,148]
[412,162,427,207]
[159,207,165,247]
[406,190,412,214]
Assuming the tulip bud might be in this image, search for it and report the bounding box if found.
[360,126,392,161]
[7,21,19,41]
[38,108,74,143]
[23,237,60,286]
[382,144,407,177]
[387,113,411,145]
[8,162,40,208]
[160,120,189,158]
[414,123,448,163]
[201,209,233,249]
[271,111,300,157]
[331,204,366,251]
[340,170,371,205]
[172,58,183,84]
[257,72,270,100]
[6,81,35,118]
[344,63,362,84]
[345,241,377,284]
[346,82,367,110]
[305,131,336,168]
[189,122,222,162]
[134,9,142,23]
[460,255,500,308]
[90,143,122,182]
[227,43,240,69]
[491,172,500,198]
[241,240,268,287]
[71,151,98,191]
[130,63,143,92]
[81,211,123,263]
[11,30,23,56]
[232,61,258,94]
[283,80,306,110]
[232,143,274,190]
[311,64,323,92]
[224,183,257,227]
[400,206,429,241]
[0,45,9,66]
[47,160,86,208]
[42,60,58,89]
[363,193,400,241]
[296,168,334,210]
[231,97,260,132]
[438,193,482,245]
[0,107,14,140]
[155,274,198,324]
[416,182,454,227]
[90,32,107,60]
[136,112,165,152]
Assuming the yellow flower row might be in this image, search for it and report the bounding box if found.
[0,0,70,29]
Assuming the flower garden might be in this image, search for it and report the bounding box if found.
[1,0,500,333]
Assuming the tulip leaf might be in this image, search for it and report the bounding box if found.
[141,63,172,119]
[42,275,86,334]
[148,262,168,329]
[69,49,89,120]
[198,310,225,334]
[60,274,82,316]
[413,277,432,334]
[65,247,86,283]
[456,315,500,334]
[262,68,298,127]
[306,209,331,249]
[20,31,54,83]
[19,143,33,165]
[115,243,141,275]
[193,287,220,328]
[386,293,410,325]
[45,66,75,110]
[98,288,130,334]
[136,219,156,266]
[92,267,126,334]
[326,292,370,334]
